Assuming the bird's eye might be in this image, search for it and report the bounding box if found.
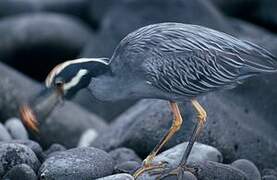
[54,78,64,87]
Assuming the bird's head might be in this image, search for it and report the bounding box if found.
[45,58,110,99]
[19,58,110,132]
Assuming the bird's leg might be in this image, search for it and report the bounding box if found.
[133,102,183,178]
[179,99,207,166]
[150,99,206,179]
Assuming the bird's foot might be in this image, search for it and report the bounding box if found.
[149,164,196,180]
[133,155,168,179]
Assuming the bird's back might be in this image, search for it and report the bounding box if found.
[110,23,277,98]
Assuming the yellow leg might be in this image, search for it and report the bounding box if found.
[133,102,183,178]
[180,99,207,166]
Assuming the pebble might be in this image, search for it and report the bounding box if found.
[114,161,141,174]
[109,147,142,165]
[5,140,44,163]
[231,159,261,180]
[4,118,28,140]
[39,147,114,179]
[0,122,12,141]
[77,128,99,147]
[44,144,66,158]
[96,173,134,180]
[2,164,37,180]
[0,143,40,173]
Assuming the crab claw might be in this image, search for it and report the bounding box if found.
[19,87,63,133]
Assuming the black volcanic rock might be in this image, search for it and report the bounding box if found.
[4,140,44,163]
[39,147,114,179]
[231,159,261,180]
[0,143,40,173]
[0,0,90,22]
[0,13,93,81]
[2,164,37,180]
[109,147,142,165]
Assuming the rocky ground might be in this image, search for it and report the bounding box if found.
[0,0,276,179]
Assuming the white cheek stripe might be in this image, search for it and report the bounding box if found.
[45,58,109,87]
[63,69,88,91]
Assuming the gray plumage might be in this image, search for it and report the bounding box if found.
[105,22,277,100]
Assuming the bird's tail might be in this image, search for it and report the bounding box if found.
[241,41,277,74]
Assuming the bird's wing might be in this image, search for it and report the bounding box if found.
[143,48,246,97]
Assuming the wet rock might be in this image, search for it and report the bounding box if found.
[0,123,12,141]
[0,0,90,24]
[5,118,28,140]
[231,159,261,180]
[191,161,248,180]
[109,147,142,165]
[0,62,107,148]
[0,13,92,81]
[78,128,99,147]
[96,173,134,180]
[4,140,44,163]
[153,142,222,167]
[44,144,66,158]
[92,97,277,169]
[114,161,141,174]
[39,147,114,179]
[0,143,40,173]
[2,164,37,180]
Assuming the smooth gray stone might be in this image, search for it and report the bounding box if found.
[0,143,40,173]
[114,161,141,175]
[109,147,142,165]
[0,13,92,81]
[191,161,248,180]
[0,62,107,148]
[2,140,44,163]
[153,142,223,167]
[96,173,134,180]
[0,0,89,20]
[2,164,37,180]
[78,128,99,147]
[231,159,261,180]
[44,144,66,159]
[5,118,28,140]
[39,147,114,180]
[0,123,12,141]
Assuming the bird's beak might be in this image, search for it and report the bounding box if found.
[19,86,63,133]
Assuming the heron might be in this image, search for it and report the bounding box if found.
[20,22,277,179]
